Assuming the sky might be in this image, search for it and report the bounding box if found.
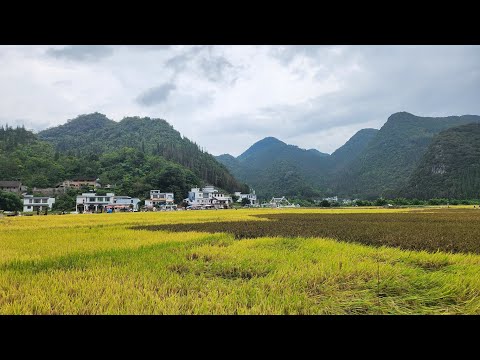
[1,45,479,156]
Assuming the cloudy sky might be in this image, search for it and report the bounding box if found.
[1,45,479,156]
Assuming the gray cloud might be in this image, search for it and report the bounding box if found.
[128,45,172,51]
[1,45,479,157]
[199,55,233,82]
[165,46,205,72]
[46,45,114,62]
[136,83,176,106]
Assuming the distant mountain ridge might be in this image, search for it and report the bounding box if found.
[217,112,480,199]
[332,112,480,198]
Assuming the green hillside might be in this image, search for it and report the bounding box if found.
[38,113,248,196]
[329,128,379,172]
[217,137,331,199]
[1,114,249,202]
[217,129,379,199]
[401,122,480,199]
[331,112,480,198]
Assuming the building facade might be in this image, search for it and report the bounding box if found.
[234,191,257,206]
[0,180,27,194]
[23,195,56,212]
[58,178,101,190]
[185,186,233,208]
[76,193,140,213]
[145,190,176,210]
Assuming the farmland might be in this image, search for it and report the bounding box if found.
[0,207,479,314]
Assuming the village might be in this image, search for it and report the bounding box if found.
[0,179,311,215]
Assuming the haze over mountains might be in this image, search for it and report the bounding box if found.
[217,112,480,199]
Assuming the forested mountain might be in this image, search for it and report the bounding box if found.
[329,128,379,172]
[218,112,480,200]
[217,137,332,198]
[329,112,480,198]
[401,122,480,199]
[38,113,249,196]
[217,129,379,199]
[1,114,249,202]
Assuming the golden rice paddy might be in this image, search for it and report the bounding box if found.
[0,207,479,314]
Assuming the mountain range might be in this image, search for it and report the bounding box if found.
[2,111,479,201]
[217,112,480,199]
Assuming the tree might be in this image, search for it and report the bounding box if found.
[320,200,330,207]
[0,191,22,211]
[241,197,251,206]
[53,193,76,212]
[374,198,388,206]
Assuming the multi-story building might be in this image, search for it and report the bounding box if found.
[234,190,257,206]
[76,193,140,213]
[23,195,56,212]
[185,185,232,208]
[0,180,27,194]
[145,190,176,210]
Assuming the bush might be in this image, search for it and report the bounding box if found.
[0,191,22,211]
[319,200,330,207]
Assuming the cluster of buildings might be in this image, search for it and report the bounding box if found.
[184,186,257,209]
[1,178,258,213]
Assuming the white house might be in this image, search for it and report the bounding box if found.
[76,193,140,213]
[111,196,141,211]
[185,185,232,208]
[23,195,55,212]
[234,190,257,206]
[261,196,297,208]
[145,190,176,210]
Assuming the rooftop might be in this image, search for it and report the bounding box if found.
[0,180,21,187]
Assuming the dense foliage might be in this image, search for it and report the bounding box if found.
[0,190,22,211]
[217,137,331,199]
[328,112,480,198]
[401,123,480,199]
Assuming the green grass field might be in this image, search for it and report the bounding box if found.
[0,207,479,314]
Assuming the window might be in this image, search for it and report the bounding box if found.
[27,206,31,209]
[42,199,47,203]
[105,197,110,202]
[89,198,95,202]
[97,197,103,202]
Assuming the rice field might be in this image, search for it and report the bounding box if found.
[0,207,479,314]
